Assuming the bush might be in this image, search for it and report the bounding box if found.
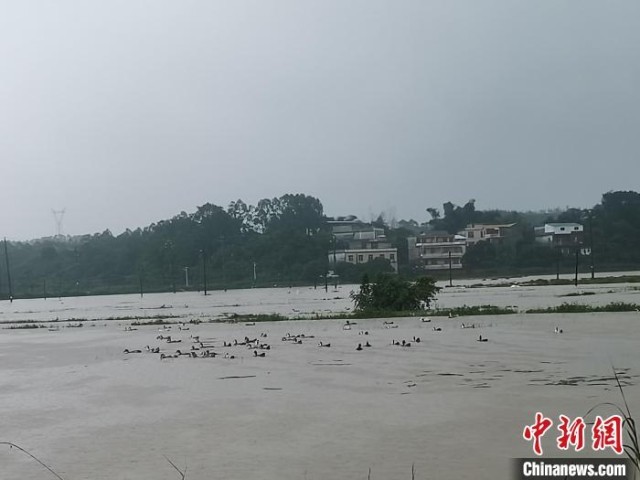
[350,274,440,312]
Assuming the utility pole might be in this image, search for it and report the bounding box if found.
[332,235,337,266]
[220,235,226,290]
[4,238,13,302]
[184,267,190,288]
[170,258,176,293]
[589,211,595,279]
[201,250,208,296]
[574,247,579,287]
[253,262,257,287]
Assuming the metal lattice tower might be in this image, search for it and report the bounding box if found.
[52,208,66,237]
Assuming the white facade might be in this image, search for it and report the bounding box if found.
[535,223,583,244]
[460,223,517,246]
[327,218,398,272]
[543,223,583,235]
[534,223,584,254]
[329,248,398,271]
[408,232,466,270]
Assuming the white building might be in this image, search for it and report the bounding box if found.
[327,218,398,272]
[460,223,518,246]
[408,231,466,270]
[534,223,584,254]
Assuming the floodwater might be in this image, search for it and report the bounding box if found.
[0,276,638,479]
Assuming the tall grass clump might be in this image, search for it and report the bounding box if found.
[0,442,64,479]
[585,369,639,475]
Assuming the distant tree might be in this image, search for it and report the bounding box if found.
[397,219,420,232]
[350,274,440,312]
[426,207,440,221]
[592,190,640,264]
[371,213,386,229]
[429,199,478,233]
[385,227,411,265]
[555,208,584,224]
[463,242,498,270]
[227,199,253,233]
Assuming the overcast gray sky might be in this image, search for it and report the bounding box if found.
[1,1,639,240]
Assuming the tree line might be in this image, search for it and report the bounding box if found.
[1,194,329,298]
[1,190,639,299]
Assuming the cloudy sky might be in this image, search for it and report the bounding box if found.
[1,1,639,240]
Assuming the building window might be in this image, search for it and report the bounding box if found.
[390,254,395,261]
[379,253,385,258]
[358,255,363,262]
[348,255,353,262]
[468,231,474,238]
[560,227,565,231]
[368,254,373,261]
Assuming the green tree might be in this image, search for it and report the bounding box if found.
[350,274,440,312]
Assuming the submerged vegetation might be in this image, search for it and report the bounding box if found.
[585,370,640,476]
[561,291,596,297]
[526,302,640,314]
[223,313,290,323]
[350,274,440,313]
[431,305,518,316]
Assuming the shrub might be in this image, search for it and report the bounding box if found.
[350,274,440,312]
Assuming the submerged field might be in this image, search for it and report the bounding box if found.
[1,276,639,479]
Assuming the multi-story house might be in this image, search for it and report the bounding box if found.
[459,223,518,246]
[407,231,466,270]
[534,223,584,255]
[327,218,398,272]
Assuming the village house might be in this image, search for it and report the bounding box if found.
[327,217,398,272]
[534,223,584,255]
[407,231,466,270]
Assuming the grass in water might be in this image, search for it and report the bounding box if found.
[0,442,64,479]
[561,291,597,297]
[5,323,42,329]
[585,369,639,476]
[527,302,640,314]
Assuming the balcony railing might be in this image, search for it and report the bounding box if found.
[419,252,464,259]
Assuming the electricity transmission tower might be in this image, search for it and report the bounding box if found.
[52,209,66,237]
